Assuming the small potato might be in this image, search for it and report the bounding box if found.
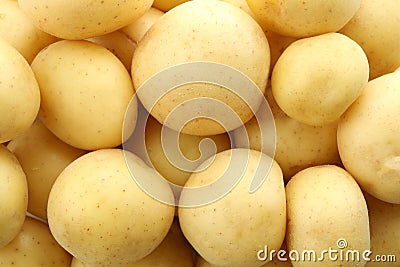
[0,38,40,143]
[18,0,153,40]
[88,31,137,72]
[0,216,72,266]
[121,8,164,43]
[7,121,86,220]
[247,0,361,38]
[0,0,59,63]
[339,0,400,80]
[31,40,136,150]
[272,32,369,126]
[364,193,400,267]
[152,0,189,11]
[0,144,27,248]
[337,72,400,204]
[286,165,370,267]
[132,0,270,136]
[179,149,286,267]
[47,149,175,267]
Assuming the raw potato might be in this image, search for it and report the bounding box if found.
[179,149,286,267]
[152,0,189,11]
[31,40,136,150]
[47,149,175,267]
[339,0,400,80]
[364,193,400,267]
[121,7,164,43]
[272,32,369,126]
[7,121,86,220]
[17,0,153,40]
[144,115,231,186]
[0,38,40,143]
[234,88,340,181]
[0,0,59,63]
[337,72,400,204]
[0,216,72,266]
[246,0,361,38]
[286,165,370,267]
[0,144,27,248]
[132,0,270,136]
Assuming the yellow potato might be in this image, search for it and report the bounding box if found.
[47,149,175,267]
[339,0,400,80]
[31,40,136,150]
[0,144,27,248]
[179,149,286,267]
[0,0,59,63]
[18,0,153,40]
[121,7,164,43]
[234,88,341,181]
[286,165,370,267]
[337,72,400,204]
[0,216,72,266]
[272,32,369,126]
[0,38,40,143]
[364,193,400,267]
[88,31,137,72]
[152,0,189,11]
[7,121,86,220]
[247,0,361,38]
[132,0,270,136]
[144,115,231,186]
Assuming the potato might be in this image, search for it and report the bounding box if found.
[17,0,153,40]
[272,32,369,126]
[246,0,361,38]
[179,149,286,267]
[88,31,137,72]
[0,144,27,248]
[143,115,231,186]
[234,88,341,181]
[286,165,370,267]
[31,40,136,150]
[152,0,189,11]
[0,216,72,266]
[132,0,270,136]
[339,0,400,80]
[337,72,400,204]
[364,193,400,267]
[121,8,164,43]
[0,0,59,63]
[0,38,40,143]
[7,121,86,220]
[47,149,175,267]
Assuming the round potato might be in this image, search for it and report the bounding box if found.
[152,0,189,11]
[179,149,286,267]
[0,144,28,248]
[7,121,86,220]
[286,165,370,267]
[31,40,136,150]
[121,7,164,43]
[0,0,59,63]
[18,0,153,40]
[0,216,72,266]
[0,38,40,143]
[47,149,175,267]
[337,72,400,204]
[364,193,400,267]
[339,0,400,80]
[132,0,270,136]
[246,0,361,38]
[272,32,369,126]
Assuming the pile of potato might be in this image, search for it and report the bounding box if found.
[0,0,399,266]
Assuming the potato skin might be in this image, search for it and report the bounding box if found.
[285,165,370,267]
[47,149,175,267]
[337,72,400,204]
